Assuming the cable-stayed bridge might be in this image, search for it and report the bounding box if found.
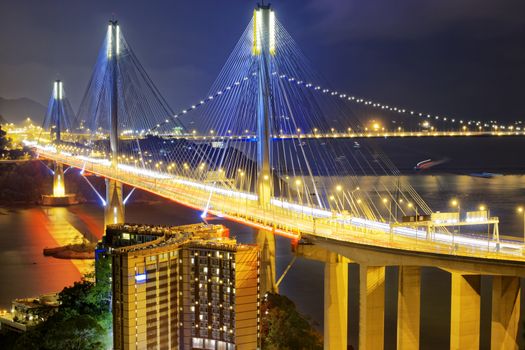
[20,5,525,349]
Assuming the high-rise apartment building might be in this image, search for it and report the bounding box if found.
[107,223,259,350]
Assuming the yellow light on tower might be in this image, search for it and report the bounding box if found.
[252,7,276,56]
[107,24,112,58]
[253,9,261,55]
[53,174,65,197]
[53,81,63,100]
[116,25,120,56]
[269,10,276,55]
[107,21,120,58]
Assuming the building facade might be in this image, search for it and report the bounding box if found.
[109,224,259,350]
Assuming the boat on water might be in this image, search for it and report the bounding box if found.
[414,158,448,171]
[469,172,503,178]
[414,159,434,171]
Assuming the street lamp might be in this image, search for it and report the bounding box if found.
[382,197,392,222]
[450,198,460,235]
[334,185,348,212]
[295,179,302,205]
[479,204,490,243]
[342,186,361,216]
[329,195,340,212]
[517,206,525,243]
[407,202,418,217]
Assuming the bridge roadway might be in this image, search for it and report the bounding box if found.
[11,129,525,144]
[33,144,525,265]
[129,129,525,140]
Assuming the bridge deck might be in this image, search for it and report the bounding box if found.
[36,148,525,264]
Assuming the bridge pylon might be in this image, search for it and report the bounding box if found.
[52,81,65,198]
[104,20,125,227]
[52,162,65,197]
[254,3,274,207]
[52,80,63,143]
[41,80,77,206]
[254,4,278,294]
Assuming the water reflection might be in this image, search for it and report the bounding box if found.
[0,173,524,349]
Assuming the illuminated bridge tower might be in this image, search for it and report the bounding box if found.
[104,20,125,227]
[253,4,278,294]
[52,80,65,197]
[42,80,77,206]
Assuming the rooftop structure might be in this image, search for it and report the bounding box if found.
[0,293,59,333]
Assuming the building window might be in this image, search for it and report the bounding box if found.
[192,337,204,348]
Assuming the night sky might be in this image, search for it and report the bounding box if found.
[1,0,524,122]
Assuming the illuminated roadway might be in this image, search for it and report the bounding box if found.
[28,142,525,265]
[7,125,525,142]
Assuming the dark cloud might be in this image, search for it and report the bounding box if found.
[307,0,525,41]
[0,0,524,122]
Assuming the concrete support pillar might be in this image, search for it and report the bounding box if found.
[491,276,520,350]
[292,244,350,350]
[450,273,481,350]
[359,265,385,350]
[53,162,65,197]
[104,178,124,227]
[397,266,421,350]
[324,253,349,350]
[256,230,277,294]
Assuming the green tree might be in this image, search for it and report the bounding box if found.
[41,314,106,350]
[0,328,21,349]
[14,313,105,350]
[0,125,9,155]
[59,280,96,314]
[261,293,323,350]
[12,265,113,350]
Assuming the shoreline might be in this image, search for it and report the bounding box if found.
[43,243,97,260]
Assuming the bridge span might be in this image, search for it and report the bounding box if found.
[25,3,525,349]
[35,146,525,262]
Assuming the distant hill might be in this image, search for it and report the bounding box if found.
[0,97,46,125]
